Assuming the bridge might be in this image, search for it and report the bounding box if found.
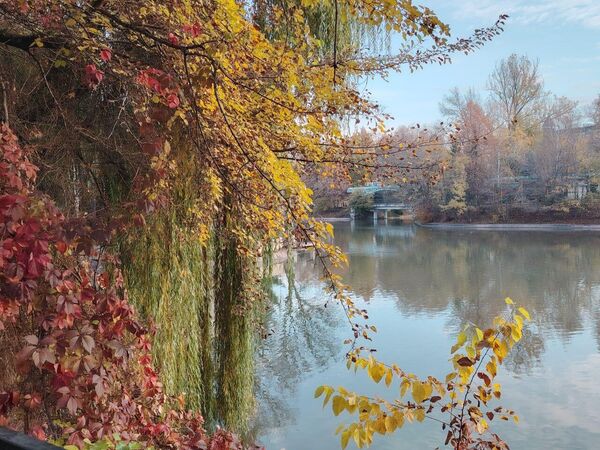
[347,183,412,222]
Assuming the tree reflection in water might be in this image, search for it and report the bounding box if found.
[252,223,600,448]
[334,223,600,372]
[250,251,341,440]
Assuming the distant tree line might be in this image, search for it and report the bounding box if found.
[309,54,600,222]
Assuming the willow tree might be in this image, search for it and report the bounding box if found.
[0,0,507,446]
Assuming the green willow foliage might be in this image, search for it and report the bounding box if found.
[123,199,260,433]
[120,2,389,432]
[122,207,214,414]
[215,235,257,433]
[253,0,389,59]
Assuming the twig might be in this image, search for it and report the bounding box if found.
[1,80,8,125]
[333,0,339,84]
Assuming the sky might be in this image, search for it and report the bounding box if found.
[364,0,600,126]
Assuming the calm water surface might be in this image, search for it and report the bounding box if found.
[254,223,600,450]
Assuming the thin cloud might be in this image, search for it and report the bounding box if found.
[445,0,600,29]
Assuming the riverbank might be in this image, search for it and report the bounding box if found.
[423,205,600,225]
[417,222,600,231]
[314,217,351,222]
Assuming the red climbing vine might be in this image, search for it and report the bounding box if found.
[0,125,245,448]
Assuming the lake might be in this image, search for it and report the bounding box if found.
[254,222,600,450]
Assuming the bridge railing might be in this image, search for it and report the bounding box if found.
[372,203,411,209]
[0,428,61,450]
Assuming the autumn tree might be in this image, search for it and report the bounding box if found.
[434,90,499,213]
[414,61,598,221]
[590,94,600,153]
[0,0,510,447]
[488,54,545,132]
[591,95,600,126]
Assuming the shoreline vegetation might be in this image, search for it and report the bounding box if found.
[314,207,600,226]
[416,222,600,231]
[315,214,600,229]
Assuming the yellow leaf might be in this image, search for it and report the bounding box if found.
[314,386,324,398]
[486,360,497,377]
[412,381,429,403]
[384,415,396,432]
[332,395,346,416]
[353,428,361,447]
[423,381,432,400]
[414,408,426,422]
[451,331,467,353]
[341,430,350,449]
[445,372,457,383]
[466,345,476,359]
[518,307,531,321]
[505,297,514,305]
[400,379,410,397]
[475,327,484,341]
[511,325,522,342]
[514,314,524,328]
[476,418,488,434]
[513,415,520,424]
[323,386,334,406]
[385,368,393,387]
[393,411,405,428]
[367,360,386,384]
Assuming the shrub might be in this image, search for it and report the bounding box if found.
[349,192,374,216]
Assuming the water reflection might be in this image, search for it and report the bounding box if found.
[255,223,600,449]
[252,255,341,440]
[337,225,600,342]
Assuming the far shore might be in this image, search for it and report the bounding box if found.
[416,222,600,232]
[314,217,351,222]
[313,216,600,231]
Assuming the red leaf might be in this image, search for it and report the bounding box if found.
[23,393,41,410]
[168,33,179,45]
[24,335,38,346]
[81,335,95,353]
[167,93,180,109]
[100,49,112,62]
[31,426,46,441]
[477,371,491,386]
[55,240,68,254]
[83,64,104,88]
[66,396,79,415]
[457,357,474,367]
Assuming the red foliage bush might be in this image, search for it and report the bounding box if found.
[0,124,244,449]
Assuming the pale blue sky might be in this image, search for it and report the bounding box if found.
[365,0,600,126]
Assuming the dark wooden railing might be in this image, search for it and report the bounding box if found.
[0,428,61,450]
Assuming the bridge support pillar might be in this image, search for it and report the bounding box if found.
[384,210,388,223]
[373,209,377,223]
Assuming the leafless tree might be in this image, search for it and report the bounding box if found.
[439,87,480,123]
[591,94,600,126]
[538,96,578,130]
[488,54,545,131]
